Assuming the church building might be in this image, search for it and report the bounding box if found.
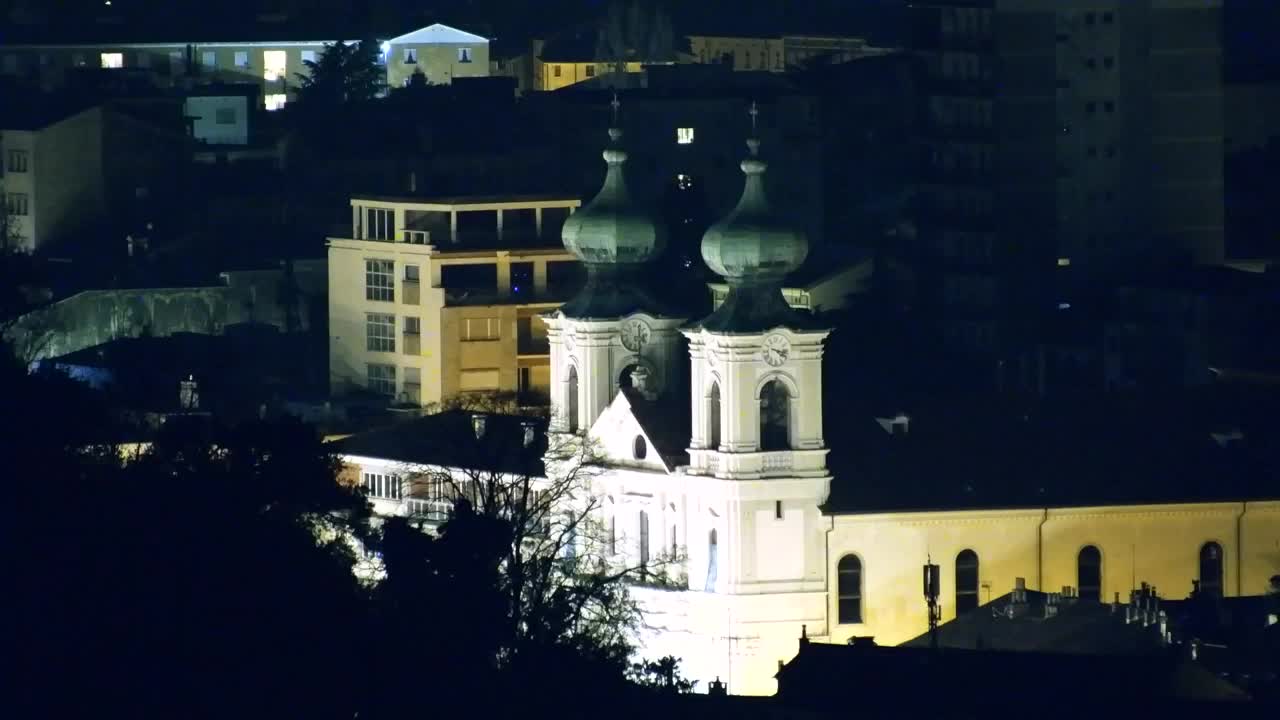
[335,100,1280,697]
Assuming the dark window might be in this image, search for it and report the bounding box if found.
[706,529,718,591]
[633,435,647,460]
[1104,101,1115,113]
[1102,12,1114,24]
[956,549,980,613]
[759,380,790,451]
[775,500,783,520]
[1085,12,1096,25]
[639,510,650,566]
[567,365,579,433]
[838,555,863,623]
[708,382,721,449]
[1078,545,1102,602]
[1199,542,1223,598]
[1103,56,1114,69]
[1086,102,1097,113]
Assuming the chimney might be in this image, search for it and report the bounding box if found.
[707,677,727,696]
[629,366,655,400]
[800,624,809,648]
[471,413,487,439]
[522,421,537,448]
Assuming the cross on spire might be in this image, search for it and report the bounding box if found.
[610,91,621,125]
[748,101,759,135]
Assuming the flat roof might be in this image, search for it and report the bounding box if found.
[350,193,581,210]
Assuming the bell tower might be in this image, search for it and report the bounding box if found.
[678,104,833,694]
[544,95,686,434]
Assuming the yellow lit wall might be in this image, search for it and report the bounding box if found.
[823,501,1280,649]
[534,59,644,91]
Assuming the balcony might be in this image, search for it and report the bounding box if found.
[687,448,829,479]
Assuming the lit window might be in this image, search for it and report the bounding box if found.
[366,364,396,397]
[100,53,123,69]
[234,51,249,68]
[404,48,417,64]
[362,471,401,499]
[366,313,396,353]
[1058,257,1071,267]
[676,127,694,144]
[264,94,287,111]
[201,51,216,69]
[675,173,693,190]
[458,47,472,63]
[837,555,862,623]
[6,149,29,173]
[365,259,395,301]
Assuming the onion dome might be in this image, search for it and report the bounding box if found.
[696,105,811,333]
[557,97,671,319]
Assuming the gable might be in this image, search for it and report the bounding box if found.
[588,392,672,473]
[387,24,488,46]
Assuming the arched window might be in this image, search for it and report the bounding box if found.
[956,549,979,614]
[617,363,639,390]
[1199,542,1223,598]
[638,510,650,566]
[567,365,579,433]
[1078,545,1102,602]
[705,529,718,591]
[708,382,721,450]
[633,435,647,460]
[759,379,790,451]
[837,555,863,624]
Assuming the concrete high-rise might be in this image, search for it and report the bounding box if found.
[907,0,1224,375]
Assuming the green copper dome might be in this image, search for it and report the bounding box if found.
[561,127,664,268]
[695,135,812,333]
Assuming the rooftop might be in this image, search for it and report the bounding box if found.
[349,193,581,210]
[330,410,548,477]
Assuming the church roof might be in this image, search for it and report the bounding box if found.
[385,24,488,46]
[822,391,1280,514]
[330,411,547,476]
[618,387,691,471]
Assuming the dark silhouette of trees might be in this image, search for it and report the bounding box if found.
[296,39,386,106]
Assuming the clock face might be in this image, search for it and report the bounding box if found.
[762,333,791,367]
[621,319,651,352]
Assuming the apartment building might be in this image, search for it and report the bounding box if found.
[686,33,893,72]
[0,23,489,111]
[327,194,582,408]
[1,102,185,252]
[908,0,1225,376]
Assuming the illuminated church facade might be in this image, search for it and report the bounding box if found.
[541,103,1280,696]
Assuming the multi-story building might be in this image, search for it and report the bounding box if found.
[0,23,489,111]
[327,193,582,408]
[1,102,186,252]
[907,0,1225,377]
[686,33,893,72]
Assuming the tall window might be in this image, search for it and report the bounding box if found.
[367,363,395,396]
[5,150,27,173]
[365,259,395,301]
[5,193,29,217]
[759,380,790,451]
[638,510,650,566]
[705,529,718,591]
[404,48,418,64]
[708,382,721,449]
[837,555,863,623]
[956,549,979,614]
[608,516,616,555]
[1199,542,1223,598]
[364,207,393,240]
[1078,545,1102,602]
[362,471,401,499]
[567,365,579,433]
[366,313,396,352]
[458,47,472,63]
[201,51,216,69]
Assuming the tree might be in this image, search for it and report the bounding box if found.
[628,655,698,693]
[374,425,677,697]
[0,180,22,252]
[295,39,386,106]
[595,0,677,81]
